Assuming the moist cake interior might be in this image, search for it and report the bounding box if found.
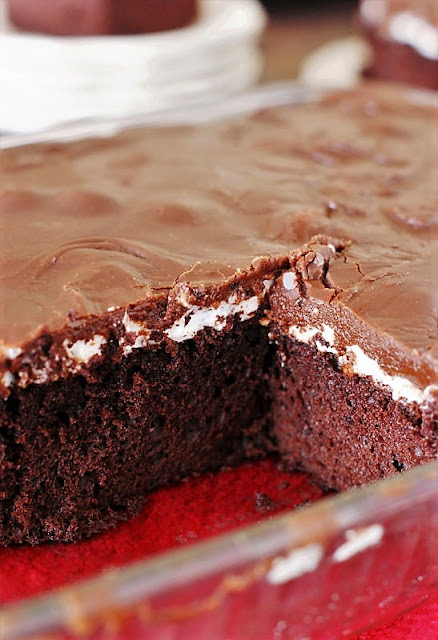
[1,85,437,545]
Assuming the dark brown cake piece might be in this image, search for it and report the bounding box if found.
[269,239,438,490]
[6,0,198,36]
[359,0,438,90]
[1,85,437,545]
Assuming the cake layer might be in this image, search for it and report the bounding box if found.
[270,332,437,491]
[1,315,274,545]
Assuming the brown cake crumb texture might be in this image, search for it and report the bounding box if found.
[0,85,437,545]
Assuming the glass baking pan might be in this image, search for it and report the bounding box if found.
[1,83,437,640]
[2,461,437,640]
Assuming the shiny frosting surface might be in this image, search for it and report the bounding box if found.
[1,85,437,367]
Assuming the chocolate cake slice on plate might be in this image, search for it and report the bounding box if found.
[1,84,437,545]
[359,0,438,90]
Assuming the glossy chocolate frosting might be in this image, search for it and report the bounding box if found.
[1,85,437,383]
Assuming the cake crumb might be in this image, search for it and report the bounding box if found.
[255,492,275,513]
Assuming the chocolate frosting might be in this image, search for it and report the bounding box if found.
[1,85,437,375]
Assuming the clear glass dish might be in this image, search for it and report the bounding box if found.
[2,462,437,640]
[1,83,437,640]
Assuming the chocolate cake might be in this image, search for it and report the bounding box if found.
[359,0,438,90]
[6,0,198,36]
[1,85,437,546]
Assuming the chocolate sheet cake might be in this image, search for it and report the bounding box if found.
[1,85,437,545]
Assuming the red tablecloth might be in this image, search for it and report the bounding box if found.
[359,600,438,639]
[1,460,436,637]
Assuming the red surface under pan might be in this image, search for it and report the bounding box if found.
[1,459,437,639]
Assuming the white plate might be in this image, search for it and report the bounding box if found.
[1,82,324,148]
[0,0,266,132]
[0,0,266,67]
[299,36,371,89]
